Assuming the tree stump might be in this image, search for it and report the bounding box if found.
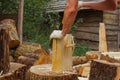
[0,62,27,80]
[0,25,10,75]
[89,60,120,80]
[28,64,78,80]
[0,19,20,49]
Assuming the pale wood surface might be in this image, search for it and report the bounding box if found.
[99,23,108,52]
[29,64,78,80]
[52,34,75,73]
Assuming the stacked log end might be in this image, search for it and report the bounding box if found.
[89,60,120,80]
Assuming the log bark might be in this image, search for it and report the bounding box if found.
[89,60,120,80]
[0,19,20,49]
[0,62,27,80]
[14,43,41,58]
[28,64,78,80]
[72,56,88,66]
[0,25,10,75]
[17,56,36,68]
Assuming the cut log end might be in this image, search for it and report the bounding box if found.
[0,62,27,80]
[89,60,120,80]
[28,64,78,80]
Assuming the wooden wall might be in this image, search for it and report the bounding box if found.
[103,10,119,51]
[73,9,120,51]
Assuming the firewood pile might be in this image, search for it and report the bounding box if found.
[74,51,120,80]
[1,19,120,80]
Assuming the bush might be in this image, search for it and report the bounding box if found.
[73,42,92,56]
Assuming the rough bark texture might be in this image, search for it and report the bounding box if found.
[17,56,36,68]
[89,60,120,80]
[14,43,41,58]
[0,62,27,80]
[0,25,10,75]
[28,64,78,80]
[72,56,88,66]
[0,19,20,49]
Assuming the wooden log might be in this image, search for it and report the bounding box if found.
[0,62,27,80]
[86,51,120,63]
[17,56,36,68]
[86,51,101,60]
[73,62,90,77]
[52,34,75,73]
[34,55,51,65]
[99,23,108,52]
[0,24,10,75]
[0,19,20,49]
[89,60,120,80]
[14,43,41,58]
[72,56,88,66]
[28,64,78,80]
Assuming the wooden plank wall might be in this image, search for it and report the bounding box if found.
[73,9,103,50]
[73,9,120,51]
[103,10,119,51]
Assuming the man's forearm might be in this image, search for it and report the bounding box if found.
[62,0,78,36]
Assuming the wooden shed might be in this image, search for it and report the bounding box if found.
[48,0,120,51]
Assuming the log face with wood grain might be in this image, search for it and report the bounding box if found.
[89,60,120,80]
[0,25,10,75]
[14,43,41,58]
[0,19,20,49]
[0,62,27,80]
[28,64,78,80]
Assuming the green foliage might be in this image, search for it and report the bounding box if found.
[73,42,92,56]
[69,18,83,34]
[1,0,92,52]
[23,0,60,48]
[0,0,18,14]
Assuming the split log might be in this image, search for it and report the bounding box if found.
[72,56,88,66]
[17,55,51,68]
[21,49,50,59]
[0,19,20,49]
[34,55,51,65]
[89,60,120,80]
[99,23,108,52]
[14,43,41,58]
[28,64,78,80]
[22,53,41,60]
[86,51,120,63]
[17,56,36,68]
[86,51,101,60]
[0,25,10,75]
[0,62,27,80]
[73,62,90,77]
[52,34,75,73]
